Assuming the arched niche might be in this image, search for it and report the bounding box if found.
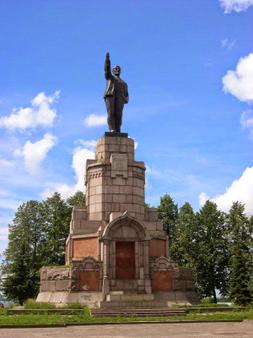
[101,213,150,289]
[102,212,149,241]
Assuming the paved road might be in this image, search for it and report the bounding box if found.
[0,322,253,338]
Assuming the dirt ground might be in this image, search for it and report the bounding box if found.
[0,321,253,338]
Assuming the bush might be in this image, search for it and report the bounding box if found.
[24,299,56,309]
[0,308,7,315]
[24,299,90,313]
[61,303,84,309]
[201,297,216,304]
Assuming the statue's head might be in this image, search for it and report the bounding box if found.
[112,65,121,76]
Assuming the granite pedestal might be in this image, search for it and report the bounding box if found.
[37,133,199,308]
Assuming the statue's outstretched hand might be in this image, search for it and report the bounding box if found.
[104,52,111,79]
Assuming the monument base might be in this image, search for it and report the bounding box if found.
[36,290,199,309]
[37,133,200,308]
[36,291,103,308]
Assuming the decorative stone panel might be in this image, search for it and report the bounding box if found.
[39,266,71,292]
[151,256,179,272]
[152,271,172,291]
[110,153,128,178]
[149,239,166,258]
[71,257,102,292]
[150,257,196,292]
[41,267,70,281]
[77,271,100,291]
[73,237,98,259]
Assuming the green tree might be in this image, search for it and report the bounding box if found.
[1,201,44,304]
[67,191,86,208]
[169,202,197,268]
[248,216,253,296]
[195,201,228,302]
[1,192,80,303]
[41,193,71,266]
[227,202,252,306]
[157,194,178,251]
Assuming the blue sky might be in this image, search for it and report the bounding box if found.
[0,0,253,253]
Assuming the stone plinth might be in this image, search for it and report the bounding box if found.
[86,134,145,222]
[37,133,199,308]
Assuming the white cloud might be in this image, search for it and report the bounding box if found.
[0,227,8,241]
[199,167,253,215]
[240,110,253,128]
[0,198,23,210]
[221,39,236,50]
[240,110,253,138]
[41,183,77,200]
[15,133,57,175]
[78,139,97,150]
[0,91,60,130]
[72,146,95,191]
[199,192,209,207]
[130,137,138,150]
[41,142,95,199]
[0,158,14,168]
[0,238,8,255]
[84,114,107,127]
[220,0,253,13]
[222,53,253,103]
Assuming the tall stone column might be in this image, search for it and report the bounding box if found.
[134,241,139,279]
[102,240,110,299]
[143,240,152,294]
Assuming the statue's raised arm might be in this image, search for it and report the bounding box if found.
[104,52,112,80]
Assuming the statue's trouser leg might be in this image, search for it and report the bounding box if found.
[105,96,116,132]
[115,98,124,133]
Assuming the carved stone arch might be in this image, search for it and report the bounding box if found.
[72,256,100,272]
[102,212,149,240]
[151,256,179,272]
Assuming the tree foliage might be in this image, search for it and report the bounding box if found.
[1,187,252,306]
[227,202,252,306]
[41,193,71,266]
[160,196,253,305]
[195,201,229,302]
[157,194,178,251]
[1,201,44,304]
[67,191,86,208]
[0,191,85,304]
[169,202,197,268]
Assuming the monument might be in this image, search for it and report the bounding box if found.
[37,53,199,308]
[104,52,129,133]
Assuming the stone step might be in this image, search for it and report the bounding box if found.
[106,293,154,302]
[99,300,170,309]
[92,308,187,317]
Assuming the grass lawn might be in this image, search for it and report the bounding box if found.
[0,308,253,326]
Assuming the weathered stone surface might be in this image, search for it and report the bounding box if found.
[172,279,186,291]
[72,238,98,259]
[110,153,128,178]
[152,271,172,291]
[36,291,103,308]
[144,207,159,221]
[38,133,199,308]
[41,267,70,281]
[149,239,166,258]
[55,280,70,291]
[151,256,179,272]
